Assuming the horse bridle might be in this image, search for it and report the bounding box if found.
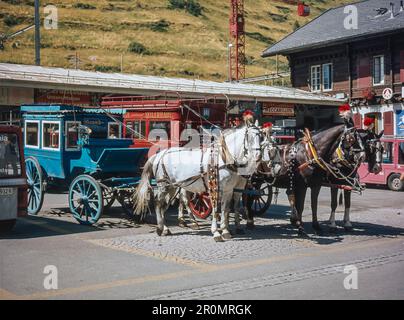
[221,125,263,169]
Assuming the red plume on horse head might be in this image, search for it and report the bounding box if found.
[242,110,255,125]
[262,122,273,129]
[364,116,375,128]
[338,103,352,120]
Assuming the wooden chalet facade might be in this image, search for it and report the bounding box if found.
[263,0,404,138]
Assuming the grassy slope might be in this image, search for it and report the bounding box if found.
[0,0,353,81]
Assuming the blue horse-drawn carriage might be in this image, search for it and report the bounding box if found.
[22,105,148,225]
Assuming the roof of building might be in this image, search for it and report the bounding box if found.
[0,63,343,105]
[263,0,404,57]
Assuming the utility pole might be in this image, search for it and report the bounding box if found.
[34,0,40,66]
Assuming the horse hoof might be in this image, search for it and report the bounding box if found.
[290,219,299,227]
[156,228,163,236]
[178,221,187,228]
[214,236,224,243]
[344,226,353,232]
[298,228,308,238]
[190,223,200,230]
[163,229,172,236]
[329,226,338,233]
[236,228,245,235]
[246,222,255,230]
[222,232,232,240]
[312,223,322,234]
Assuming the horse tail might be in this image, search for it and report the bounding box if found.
[339,190,344,206]
[133,155,155,215]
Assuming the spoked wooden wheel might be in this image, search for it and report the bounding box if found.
[69,175,103,225]
[244,180,273,216]
[25,157,44,216]
[102,187,116,210]
[188,192,213,220]
[117,190,147,223]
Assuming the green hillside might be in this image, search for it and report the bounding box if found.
[0,0,353,81]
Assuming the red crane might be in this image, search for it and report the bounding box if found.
[229,0,246,81]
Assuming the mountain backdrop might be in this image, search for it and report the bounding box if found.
[0,0,353,81]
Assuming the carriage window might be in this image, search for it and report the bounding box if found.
[108,123,121,139]
[25,121,39,147]
[150,121,171,139]
[382,142,393,164]
[66,122,80,149]
[0,133,21,178]
[125,121,146,139]
[43,122,60,150]
[399,143,404,165]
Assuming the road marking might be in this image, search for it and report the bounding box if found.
[13,236,403,300]
[86,239,211,269]
[0,288,19,300]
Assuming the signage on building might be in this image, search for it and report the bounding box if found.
[382,88,393,100]
[0,87,34,106]
[35,89,92,106]
[262,102,295,117]
[397,109,404,137]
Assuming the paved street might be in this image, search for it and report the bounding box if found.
[1,186,403,300]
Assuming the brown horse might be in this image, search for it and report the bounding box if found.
[249,124,350,236]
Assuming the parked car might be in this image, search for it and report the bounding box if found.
[0,125,27,232]
[358,138,404,191]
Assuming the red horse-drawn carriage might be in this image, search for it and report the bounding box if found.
[101,96,227,219]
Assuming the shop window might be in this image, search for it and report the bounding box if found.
[25,121,39,148]
[66,122,80,149]
[43,122,60,150]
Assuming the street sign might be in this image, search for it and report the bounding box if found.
[382,88,393,100]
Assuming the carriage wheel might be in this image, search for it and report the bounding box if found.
[102,187,116,210]
[117,190,147,224]
[25,157,44,216]
[69,175,103,225]
[188,193,213,220]
[244,181,273,216]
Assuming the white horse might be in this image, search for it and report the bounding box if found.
[134,124,263,242]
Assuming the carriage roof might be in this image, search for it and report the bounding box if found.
[21,104,124,116]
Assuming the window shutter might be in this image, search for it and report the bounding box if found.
[357,57,371,88]
[400,50,404,83]
[353,113,362,129]
[383,111,394,136]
